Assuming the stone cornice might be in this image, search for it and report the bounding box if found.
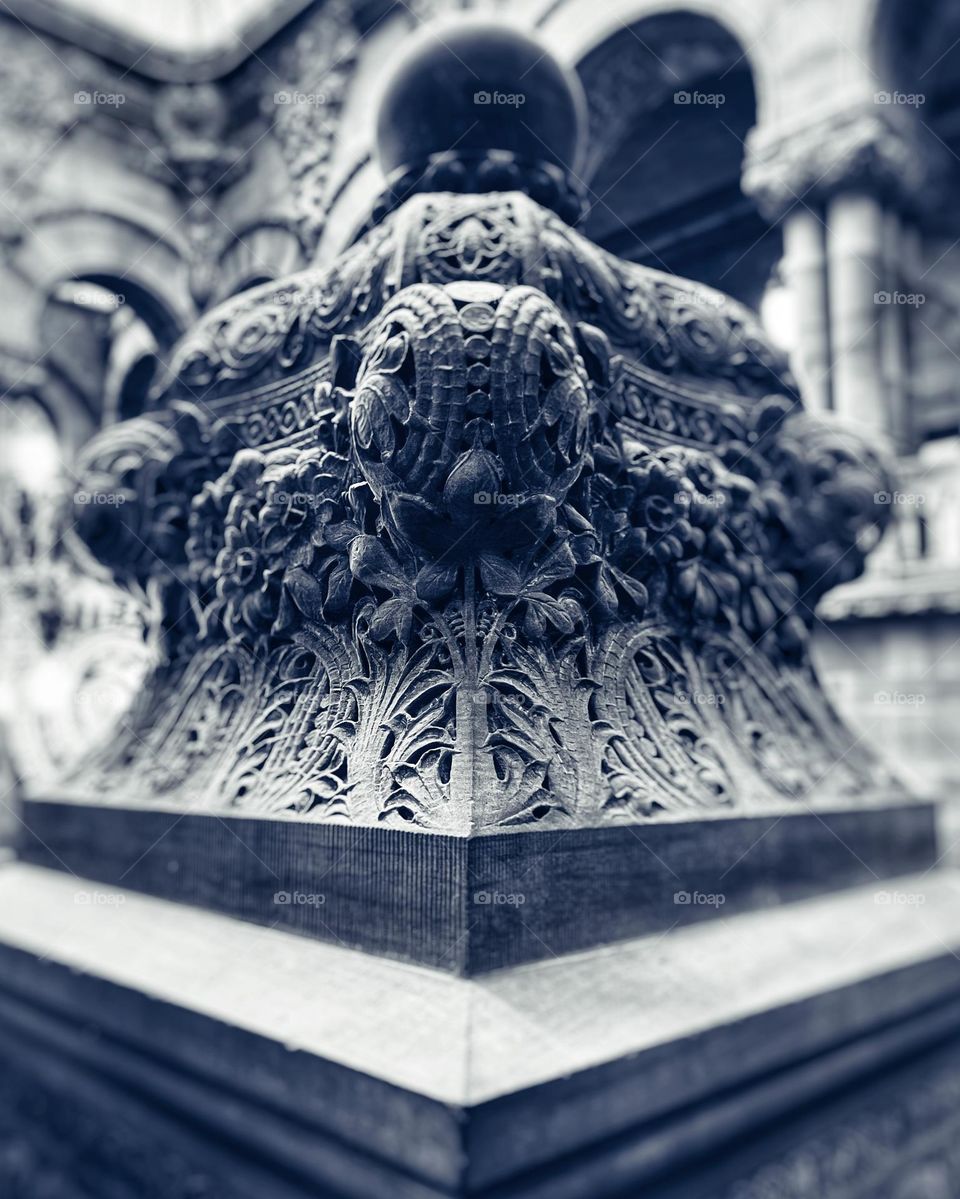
[0,0,321,82]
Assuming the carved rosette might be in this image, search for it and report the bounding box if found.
[63,183,903,830]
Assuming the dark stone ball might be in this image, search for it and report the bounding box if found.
[375,21,587,178]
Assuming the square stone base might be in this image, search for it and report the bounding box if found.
[0,860,958,1196]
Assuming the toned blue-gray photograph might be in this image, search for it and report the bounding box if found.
[0,1,958,1195]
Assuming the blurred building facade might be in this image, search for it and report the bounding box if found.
[0,0,958,797]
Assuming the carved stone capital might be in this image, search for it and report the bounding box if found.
[65,188,901,831]
[743,107,931,221]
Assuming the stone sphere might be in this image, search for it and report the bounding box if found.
[374,21,587,178]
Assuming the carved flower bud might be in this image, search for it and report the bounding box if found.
[442,446,503,526]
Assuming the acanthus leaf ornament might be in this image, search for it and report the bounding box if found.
[63,32,903,828]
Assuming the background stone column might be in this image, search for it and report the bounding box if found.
[781,205,832,412]
[744,108,928,441]
[826,190,888,434]
[880,207,912,453]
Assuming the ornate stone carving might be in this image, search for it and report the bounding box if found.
[163,192,789,402]
[744,106,931,221]
[55,23,904,829]
[262,0,359,253]
[63,181,901,828]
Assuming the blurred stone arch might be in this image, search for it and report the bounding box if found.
[537,0,780,309]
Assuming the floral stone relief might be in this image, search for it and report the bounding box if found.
[64,191,903,831]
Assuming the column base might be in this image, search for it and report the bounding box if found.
[16,798,935,973]
[0,861,959,1197]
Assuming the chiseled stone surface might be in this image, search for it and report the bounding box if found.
[15,799,938,970]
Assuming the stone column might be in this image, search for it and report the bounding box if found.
[781,205,831,412]
[880,207,912,453]
[826,190,888,434]
[744,108,930,442]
